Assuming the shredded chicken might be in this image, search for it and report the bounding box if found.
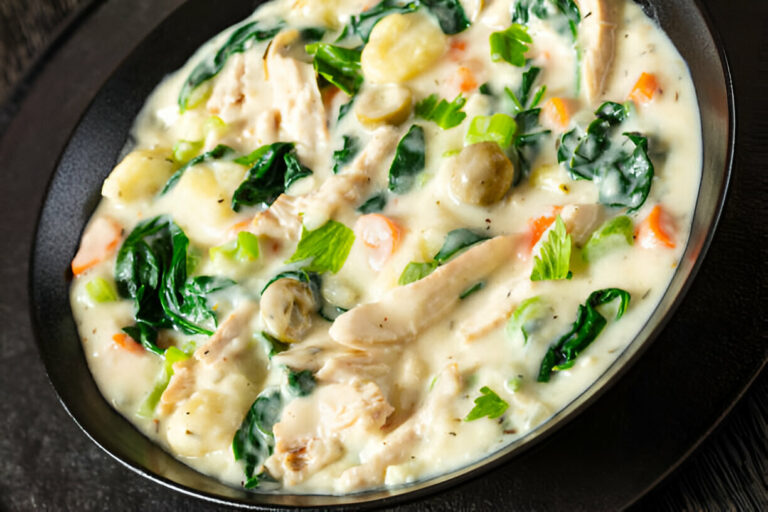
[329,235,520,347]
[579,0,623,104]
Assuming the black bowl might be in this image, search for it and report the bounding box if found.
[29,0,733,509]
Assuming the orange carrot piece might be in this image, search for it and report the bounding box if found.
[636,205,676,249]
[457,66,478,93]
[629,72,659,105]
[527,206,564,251]
[448,39,467,61]
[71,217,122,276]
[541,97,572,130]
[112,333,144,354]
[229,218,252,234]
[355,214,402,270]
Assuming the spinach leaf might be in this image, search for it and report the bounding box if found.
[459,281,485,300]
[338,98,355,121]
[388,124,426,194]
[231,143,303,212]
[162,144,235,194]
[434,228,489,263]
[232,388,282,488]
[398,261,438,285]
[333,135,360,174]
[530,215,572,281]
[259,331,290,358]
[261,269,311,294]
[513,0,580,39]
[420,0,471,34]
[489,24,532,67]
[582,215,634,262]
[345,0,420,42]
[179,21,282,111]
[558,102,654,211]
[116,216,233,354]
[538,288,630,382]
[286,368,317,397]
[305,43,363,95]
[299,26,327,42]
[285,220,356,274]
[465,386,509,421]
[416,93,467,129]
[357,192,388,214]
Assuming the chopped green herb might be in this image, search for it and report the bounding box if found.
[489,24,532,67]
[538,288,630,381]
[286,220,355,274]
[305,43,363,95]
[479,82,493,95]
[333,135,360,174]
[582,216,634,262]
[398,261,438,285]
[506,376,523,393]
[388,124,426,194]
[465,386,509,421]
[530,215,572,281]
[415,93,467,129]
[179,21,282,111]
[85,277,118,303]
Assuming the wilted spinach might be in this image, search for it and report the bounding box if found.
[162,144,235,194]
[388,124,426,194]
[333,135,360,173]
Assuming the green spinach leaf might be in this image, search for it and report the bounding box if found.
[357,192,388,214]
[179,21,282,111]
[434,228,489,263]
[388,124,426,194]
[333,135,360,173]
[286,368,317,397]
[420,0,471,34]
[162,144,235,194]
[232,388,282,488]
[305,43,363,95]
[231,143,309,211]
[538,288,630,382]
[345,0,419,42]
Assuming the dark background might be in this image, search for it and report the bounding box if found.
[0,0,766,510]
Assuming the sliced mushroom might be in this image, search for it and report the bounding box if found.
[354,84,413,127]
[448,142,516,206]
[260,278,317,343]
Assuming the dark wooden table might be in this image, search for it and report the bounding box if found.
[0,1,765,510]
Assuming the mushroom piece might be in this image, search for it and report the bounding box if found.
[448,142,516,206]
[260,278,317,343]
[354,84,413,127]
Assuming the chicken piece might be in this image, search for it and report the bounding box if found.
[250,126,400,238]
[458,277,533,342]
[329,235,520,347]
[336,364,461,492]
[579,0,623,104]
[159,303,259,415]
[265,378,394,486]
[265,29,329,154]
[206,53,247,118]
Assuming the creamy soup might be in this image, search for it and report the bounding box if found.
[69,0,701,494]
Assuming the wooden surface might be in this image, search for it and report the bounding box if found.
[0,0,765,510]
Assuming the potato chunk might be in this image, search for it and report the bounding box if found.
[362,12,446,84]
[102,149,176,203]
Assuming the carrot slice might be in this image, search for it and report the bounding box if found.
[629,72,659,105]
[71,217,122,276]
[541,97,572,130]
[457,66,478,93]
[355,214,402,270]
[448,39,467,61]
[527,206,564,251]
[112,333,144,354]
[636,205,676,249]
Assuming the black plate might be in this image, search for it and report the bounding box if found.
[18,0,756,509]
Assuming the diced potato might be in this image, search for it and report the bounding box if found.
[528,164,569,194]
[102,149,176,203]
[290,0,361,29]
[362,12,447,84]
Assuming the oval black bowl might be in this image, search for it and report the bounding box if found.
[30,0,733,509]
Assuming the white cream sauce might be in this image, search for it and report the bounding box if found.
[70,0,701,495]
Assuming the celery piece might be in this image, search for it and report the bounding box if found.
[465,113,518,149]
[85,277,117,303]
[235,231,260,261]
[173,140,203,163]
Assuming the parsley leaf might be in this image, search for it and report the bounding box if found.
[489,24,532,67]
[416,93,467,129]
[332,135,360,173]
[465,386,509,421]
[530,215,572,281]
[285,220,355,274]
[305,43,363,95]
[388,124,426,194]
[538,288,630,381]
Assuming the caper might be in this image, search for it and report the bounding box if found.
[448,142,516,206]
